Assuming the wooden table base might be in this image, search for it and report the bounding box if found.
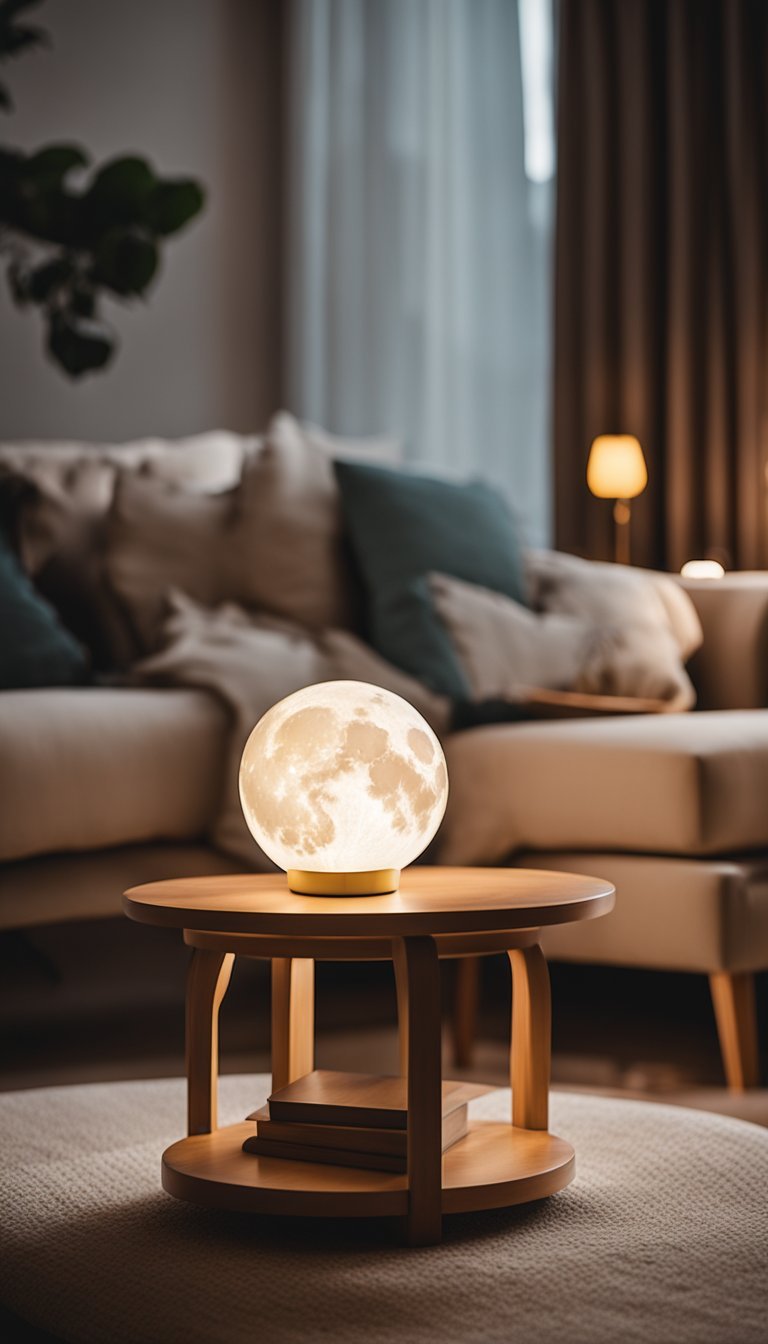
[124,869,614,1246]
[166,931,573,1245]
[162,1121,575,1219]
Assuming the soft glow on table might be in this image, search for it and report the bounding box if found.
[680,559,725,579]
[239,681,449,894]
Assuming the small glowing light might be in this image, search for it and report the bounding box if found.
[239,681,449,896]
[587,436,648,500]
[680,560,725,579]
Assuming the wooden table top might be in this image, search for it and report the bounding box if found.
[123,867,614,938]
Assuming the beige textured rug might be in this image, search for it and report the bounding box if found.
[1,1076,766,1344]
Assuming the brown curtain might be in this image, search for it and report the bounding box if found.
[554,0,768,570]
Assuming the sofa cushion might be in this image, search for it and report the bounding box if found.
[103,413,403,654]
[517,852,768,975]
[0,535,89,689]
[0,431,251,573]
[438,710,768,864]
[430,571,696,708]
[229,412,360,631]
[335,460,527,696]
[105,472,235,651]
[0,688,229,863]
[525,549,703,660]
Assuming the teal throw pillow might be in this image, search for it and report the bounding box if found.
[334,461,527,696]
[0,533,89,689]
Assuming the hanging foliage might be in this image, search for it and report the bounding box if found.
[0,0,205,376]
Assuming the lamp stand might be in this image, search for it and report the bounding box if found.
[287,869,400,896]
[613,499,631,565]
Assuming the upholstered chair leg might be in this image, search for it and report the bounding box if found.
[452,955,480,1067]
[709,971,760,1091]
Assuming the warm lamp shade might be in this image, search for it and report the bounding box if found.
[587,435,648,500]
[239,681,449,894]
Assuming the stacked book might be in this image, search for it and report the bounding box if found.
[242,1069,489,1172]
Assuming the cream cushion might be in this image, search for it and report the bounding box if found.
[520,852,768,973]
[683,573,768,710]
[105,472,236,651]
[430,572,696,707]
[1,1077,766,1344]
[104,412,401,651]
[229,412,362,630]
[525,549,703,659]
[0,431,251,573]
[439,710,768,864]
[0,842,241,930]
[0,688,229,863]
[430,573,597,695]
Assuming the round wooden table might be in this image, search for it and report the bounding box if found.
[123,866,614,1245]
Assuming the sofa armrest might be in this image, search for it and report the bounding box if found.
[678,574,768,709]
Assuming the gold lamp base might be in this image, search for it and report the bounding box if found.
[287,869,400,897]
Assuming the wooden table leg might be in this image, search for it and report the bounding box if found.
[271,957,315,1093]
[452,955,480,1068]
[394,936,442,1246]
[710,971,760,1091]
[186,947,234,1135]
[509,943,550,1130]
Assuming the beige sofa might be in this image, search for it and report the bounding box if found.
[2,432,768,1092]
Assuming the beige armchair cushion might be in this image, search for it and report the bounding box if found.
[0,689,229,863]
[520,852,768,974]
[439,710,768,864]
[682,573,768,709]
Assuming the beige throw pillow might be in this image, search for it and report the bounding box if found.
[103,412,401,654]
[525,549,703,659]
[429,573,599,698]
[106,471,236,652]
[431,571,698,710]
[228,412,358,631]
[0,431,251,574]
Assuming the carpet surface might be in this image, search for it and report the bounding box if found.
[1,1075,766,1344]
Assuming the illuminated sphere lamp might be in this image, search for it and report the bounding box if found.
[239,681,449,896]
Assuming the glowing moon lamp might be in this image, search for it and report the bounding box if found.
[239,681,449,896]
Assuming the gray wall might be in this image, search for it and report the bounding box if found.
[0,0,283,441]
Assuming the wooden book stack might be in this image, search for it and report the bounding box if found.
[242,1070,489,1172]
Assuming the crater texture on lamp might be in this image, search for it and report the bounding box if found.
[239,680,448,878]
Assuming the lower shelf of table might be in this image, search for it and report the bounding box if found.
[162,1119,575,1217]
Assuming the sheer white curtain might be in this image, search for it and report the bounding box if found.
[286,0,555,545]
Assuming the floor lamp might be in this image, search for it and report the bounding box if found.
[586,435,648,565]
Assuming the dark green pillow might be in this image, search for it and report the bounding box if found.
[334,461,527,696]
[0,533,89,689]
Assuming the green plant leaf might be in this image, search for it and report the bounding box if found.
[87,155,155,207]
[47,310,114,377]
[145,178,205,235]
[92,226,158,296]
[28,253,73,302]
[25,143,89,187]
[0,143,23,188]
[69,284,95,318]
[6,257,30,305]
[1,1,47,17]
[17,186,81,246]
[0,21,48,58]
